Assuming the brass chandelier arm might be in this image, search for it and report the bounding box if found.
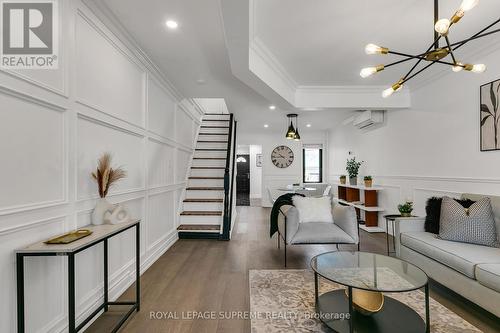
[402,35,442,81]
[387,50,458,67]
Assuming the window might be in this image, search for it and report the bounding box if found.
[303,146,323,183]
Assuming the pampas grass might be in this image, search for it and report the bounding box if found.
[91,153,127,198]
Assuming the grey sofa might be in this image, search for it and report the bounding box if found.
[280,202,359,266]
[395,193,500,317]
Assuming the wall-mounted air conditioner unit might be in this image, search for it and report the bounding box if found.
[353,110,384,129]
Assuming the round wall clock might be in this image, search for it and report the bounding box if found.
[271,145,294,168]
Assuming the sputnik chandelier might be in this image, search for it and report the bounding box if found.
[360,0,500,98]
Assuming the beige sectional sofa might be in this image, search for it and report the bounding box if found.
[395,193,500,317]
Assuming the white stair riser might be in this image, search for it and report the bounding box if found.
[197,134,229,141]
[192,159,226,167]
[201,121,229,127]
[179,215,222,225]
[203,114,230,121]
[190,169,225,177]
[194,151,227,158]
[188,178,224,187]
[199,127,229,134]
[186,190,224,199]
[196,142,228,150]
[183,202,224,211]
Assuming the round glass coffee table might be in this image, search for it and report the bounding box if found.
[310,251,430,333]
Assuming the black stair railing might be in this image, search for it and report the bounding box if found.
[221,114,236,240]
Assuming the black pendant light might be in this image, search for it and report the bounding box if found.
[285,114,300,141]
[285,114,297,139]
[294,115,301,141]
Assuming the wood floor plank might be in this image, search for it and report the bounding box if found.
[85,206,500,333]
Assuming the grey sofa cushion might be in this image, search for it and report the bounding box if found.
[475,264,500,293]
[401,231,500,278]
[290,223,354,244]
[439,197,498,247]
[462,193,500,242]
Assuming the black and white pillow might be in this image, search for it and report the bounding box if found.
[439,196,499,247]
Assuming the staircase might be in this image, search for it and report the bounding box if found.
[177,113,236,240]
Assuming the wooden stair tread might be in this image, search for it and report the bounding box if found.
[195,149,227,151]
[180,211,222,216]
[186,187,224,191]
[198,133,229,135]
[184,198,223,203]
[191,167,225,169]
[197,140,228,143]
[177,224,220,231]
[203,119,229,122]
[200,126,230,128]
[204,113,229,116]
[188,177,224,179]
[193,157,226,160]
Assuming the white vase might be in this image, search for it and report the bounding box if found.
[92,198,114,225]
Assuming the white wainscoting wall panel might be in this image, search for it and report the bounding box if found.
[0,1,203,332]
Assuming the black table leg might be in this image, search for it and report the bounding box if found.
[314,272,319,306]
[425,283,430,333]
[68,254,76,333]
[347,287,353,333]
[17,254,25,333]
[104,239,108,312]
[136,223,140,312]
[386,218,390,255]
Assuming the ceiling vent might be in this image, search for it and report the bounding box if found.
[353,110,385,130]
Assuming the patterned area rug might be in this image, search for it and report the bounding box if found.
[249,269,481,333]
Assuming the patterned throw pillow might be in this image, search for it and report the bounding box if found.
[439,196,499,247]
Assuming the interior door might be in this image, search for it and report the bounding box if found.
[236,154,250,194]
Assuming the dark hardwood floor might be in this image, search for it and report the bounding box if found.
[86,206,500,333]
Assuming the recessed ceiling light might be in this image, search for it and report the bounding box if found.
[264,124,269,128]
[269,105,276,110]
[196,78,206,85]
[306,124,312,128]
[166,20,178,29]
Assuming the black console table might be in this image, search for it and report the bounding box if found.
[16,219,141,333]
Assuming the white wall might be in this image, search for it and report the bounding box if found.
[249,145,263,199]
[0,1,201,332]
[328,45,500,223]
[239,130,328,206]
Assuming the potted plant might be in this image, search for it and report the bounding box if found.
[346,157,363,185]
[340,175,347,184]
[364,176,373,187]
[398,201,413,217]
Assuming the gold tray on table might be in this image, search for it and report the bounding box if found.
[44,229,93,244]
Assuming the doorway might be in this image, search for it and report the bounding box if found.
[236,154,250,206]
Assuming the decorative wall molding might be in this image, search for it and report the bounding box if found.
[0,1,196,332]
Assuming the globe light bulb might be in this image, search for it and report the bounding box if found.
[471,64,486,73]
[359,65,384,78]
[365,44,388,55]
[452,62,464,72]
[460,0,479,12]
[435,19,451,35]
[382,87,395,98]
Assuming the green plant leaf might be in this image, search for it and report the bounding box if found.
[490,83,497,113]
[481,114,491,127]
[481,104,492,115]
[497,83,500,112]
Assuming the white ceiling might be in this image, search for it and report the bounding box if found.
[255,0,500,86]
[99,0,500,133]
